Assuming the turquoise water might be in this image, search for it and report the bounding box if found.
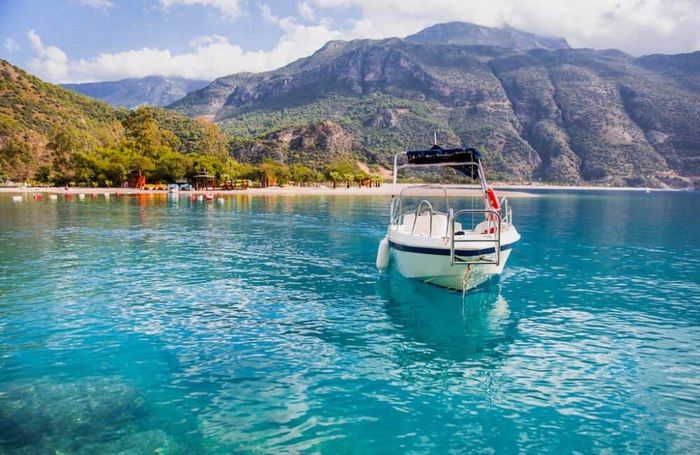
[0,191,698,453]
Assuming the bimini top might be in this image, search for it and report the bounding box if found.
[401,146,482,179]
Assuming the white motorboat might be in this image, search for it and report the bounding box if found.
[376,145,521,292]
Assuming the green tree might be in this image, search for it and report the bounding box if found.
[328,171,341,188]
[152,148,191,182]
[0,139,35,182]
[291,163,321,186]
[123,107,180,159]
[260,158,279,187]
[47,125,84,183]
[198,118,228,159]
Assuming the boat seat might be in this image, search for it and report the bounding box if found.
[399,213,461,237]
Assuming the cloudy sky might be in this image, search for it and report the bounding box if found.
[1,0,698,84]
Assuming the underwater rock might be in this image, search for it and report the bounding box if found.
[0,376,145,452]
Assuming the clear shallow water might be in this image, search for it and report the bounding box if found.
[0,191,698,453]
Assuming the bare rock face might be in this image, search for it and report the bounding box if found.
[232,121,359,166]
[370,109,399,128]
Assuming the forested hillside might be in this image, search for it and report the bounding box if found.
[0,60,236,186]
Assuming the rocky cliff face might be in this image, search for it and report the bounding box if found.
[232,121,361,165]
[170,22,700,188]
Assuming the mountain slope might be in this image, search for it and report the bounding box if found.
[0,60,118,146]
[63,76,209,109]
[170,23,699,188]
[0,59,227,183]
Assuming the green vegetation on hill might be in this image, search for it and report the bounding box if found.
[0,60,243,186]
[0,60,384,188]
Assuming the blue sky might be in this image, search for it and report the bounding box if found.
[1,0,698,83]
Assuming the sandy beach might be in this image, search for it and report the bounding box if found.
[0,184,546,198]
[0,182,672,199]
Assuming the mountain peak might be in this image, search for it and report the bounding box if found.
[406,21,569,51]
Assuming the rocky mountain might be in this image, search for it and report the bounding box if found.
[406,22,570,51]
[63,76,209,109]
[170,22,699,188]
[231,120,364,167]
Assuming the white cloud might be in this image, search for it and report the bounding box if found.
[310,0,700,55]
[27,30,69,82]
[159,0,242,20]
[25,0,700,84]
[76,0,114,10]
[260,3,278,24]
[4,38,20,52]
[188,34,229,47]
[298,1,316,21]
[28,18,345,83]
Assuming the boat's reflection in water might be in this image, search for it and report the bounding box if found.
[377,275,517,363]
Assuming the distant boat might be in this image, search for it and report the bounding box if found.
[376,145,520,292]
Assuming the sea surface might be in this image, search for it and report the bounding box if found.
[0,190,698,453]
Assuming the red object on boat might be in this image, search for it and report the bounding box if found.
[486,187,500,211]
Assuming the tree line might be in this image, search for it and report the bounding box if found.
[0,107,383,188]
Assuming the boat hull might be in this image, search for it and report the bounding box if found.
[388,231,518,291]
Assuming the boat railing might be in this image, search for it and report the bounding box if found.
[411,200,434,236]
[449,208,502,266]
[390,184,449,230]
[500,197,513,225]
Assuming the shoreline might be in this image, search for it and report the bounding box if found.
[0,183,678,198]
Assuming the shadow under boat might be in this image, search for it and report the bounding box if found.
[376,274,518,363]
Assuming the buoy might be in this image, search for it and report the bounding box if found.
[188,195,196,201]
[376,236,390,271]
[217,198,224,203]
[33,194,42,200]
[78,193,85,200]
[197,195,204,201]
[205,193,214,201]
[49,194,58,201]
[12,195,22,202]
[486,187,500,211]
[104,193,110,199]
[65,194,74,199]
[91,193,97,198]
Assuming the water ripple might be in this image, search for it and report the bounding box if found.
[0,192,698,453]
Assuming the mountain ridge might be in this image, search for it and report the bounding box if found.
[406,22,570,51]
[170,22,699,188]
[63,76,209,109]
